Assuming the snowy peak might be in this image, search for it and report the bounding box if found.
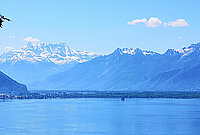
[189,42,200,49]
[0,42,98,64]
[164,42,200,57]
[121,48,142,55]
[164,49,180,56]
[113,43,200,58]
[113,48,158,56]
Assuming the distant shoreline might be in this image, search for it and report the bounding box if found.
[2,91,200,99]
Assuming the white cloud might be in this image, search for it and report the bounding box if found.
[24,37,40,42]
[9,35,16,39]
[128,17,189,28]
[128,17,162,27]
[127,18,147,25]
[164,19,189,27]
[146,17,162,27]
[5,46,13,51]
[178,36,182,40]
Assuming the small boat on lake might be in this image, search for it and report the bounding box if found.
[121,96,125,101]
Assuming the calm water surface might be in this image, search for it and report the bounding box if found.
[0,98,200,135]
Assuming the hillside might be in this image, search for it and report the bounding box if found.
[0,71,27,93]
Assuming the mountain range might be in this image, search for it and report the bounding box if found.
[30,42,200,91]
[0,42,98,85]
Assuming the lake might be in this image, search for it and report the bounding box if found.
[0,98,200,135]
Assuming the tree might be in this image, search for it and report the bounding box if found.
[0,14,11,28]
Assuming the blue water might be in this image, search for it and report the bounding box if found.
[0,98,200,135]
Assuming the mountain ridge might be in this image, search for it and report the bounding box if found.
[30,42,200,91]
[0,42,98,64]
[0,42,98,85]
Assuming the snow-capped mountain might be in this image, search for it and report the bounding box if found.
[0,42,98,85]
[116,48,159,56]
[164,43,200,57]
[0,42,97,64]
[30,42,200,91]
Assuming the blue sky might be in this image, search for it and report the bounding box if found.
[0,0,200,54]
